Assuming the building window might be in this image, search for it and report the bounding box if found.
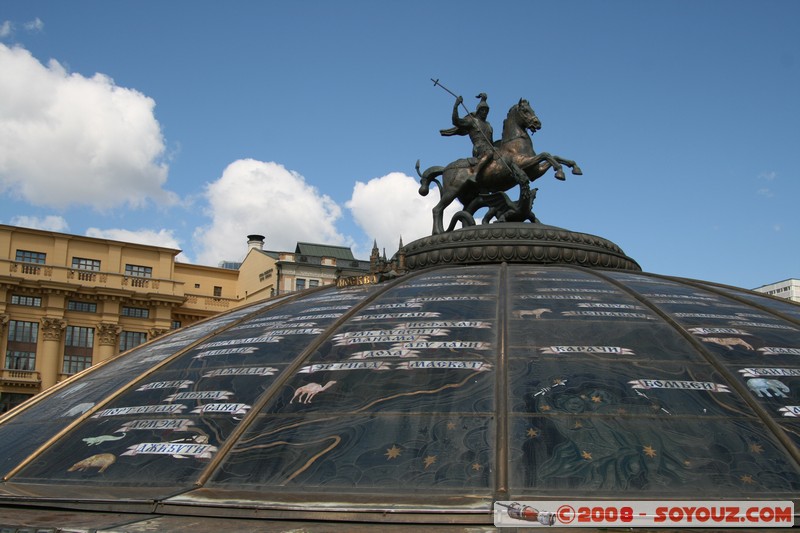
[5,351,36,370]
[295,279,306,291]
[62,354,92,375]
[0,392,34,413]
[309,279,320,288]
[213,286,222,297]
[8,320,38,343]
[171,320,182,330]
[71,257,101,271]
[125,264,152,278]
[10,294,42,307]
[119,331,147,352]
[15,250,46,264]
[63,326,94,374]
[6,320,38,371]
[121,306,150,318]
[65,326,93,348]
[67,300,97,313]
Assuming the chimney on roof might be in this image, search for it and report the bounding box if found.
[247,234,265,251]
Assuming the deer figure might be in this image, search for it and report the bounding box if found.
[700,337,754,351]
[291,381,337,404]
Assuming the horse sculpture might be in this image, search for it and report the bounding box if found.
[417,99,582,235]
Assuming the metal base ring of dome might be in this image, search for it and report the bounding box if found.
[403,223,641,271]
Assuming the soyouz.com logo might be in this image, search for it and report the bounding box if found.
[493,501,794,527]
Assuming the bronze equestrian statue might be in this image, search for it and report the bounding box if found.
[417,89,582,235]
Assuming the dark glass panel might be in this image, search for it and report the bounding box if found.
[0,421,64,483]
[12,411,231,487]
[0,299,281,478]
[509,357,754,417]
[210,414,493,492]
[698,282,800,321]
[728,364,800,448]
[509,415,800,495]
[264,363,494,415]
[509,318,706,363]
[509,267,650,325]
[160,287,378,372]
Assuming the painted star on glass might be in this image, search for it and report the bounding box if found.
[385,445,401,460]
[643,445,657,458]
[471,462,482,471]
[526,428,539,438]
[447,421,457,430]
[424,455,437,469]
[740,474,754,484]
[581,451,592,460]
[591,395,602,403]
[749,443,764,454]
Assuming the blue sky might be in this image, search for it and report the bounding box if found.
[0,1,797,290]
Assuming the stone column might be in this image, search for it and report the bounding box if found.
[0,314,8,368]
[39,317,66,390]
[96,322,122,362]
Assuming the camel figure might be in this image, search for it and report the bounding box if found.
[291,381,337,404]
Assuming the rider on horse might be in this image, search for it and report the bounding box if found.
[439,93,496,185]
[440,93,529,188]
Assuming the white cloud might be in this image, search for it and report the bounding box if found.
[0,19,42,38]
[346,172,460,256]
[23,18,44,32]
[757,188,774,198]
[757,171,776,181]
[85,227,188,262]
[193,159,347,266]
[0,44,175,210]
[9,215,69,232]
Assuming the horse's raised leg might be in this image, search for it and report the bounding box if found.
[536,152,565,180]
[553,156,582,175]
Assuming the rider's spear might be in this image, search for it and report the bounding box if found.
[430,78,524,183]
[431,78,473,117]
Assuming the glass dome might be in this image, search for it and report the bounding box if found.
[0,225,798,530]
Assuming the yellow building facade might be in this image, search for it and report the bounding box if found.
[0,225,371,411]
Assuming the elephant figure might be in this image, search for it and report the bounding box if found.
[747,378,790,398]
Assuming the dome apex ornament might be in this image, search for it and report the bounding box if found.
[418,79,582,235]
